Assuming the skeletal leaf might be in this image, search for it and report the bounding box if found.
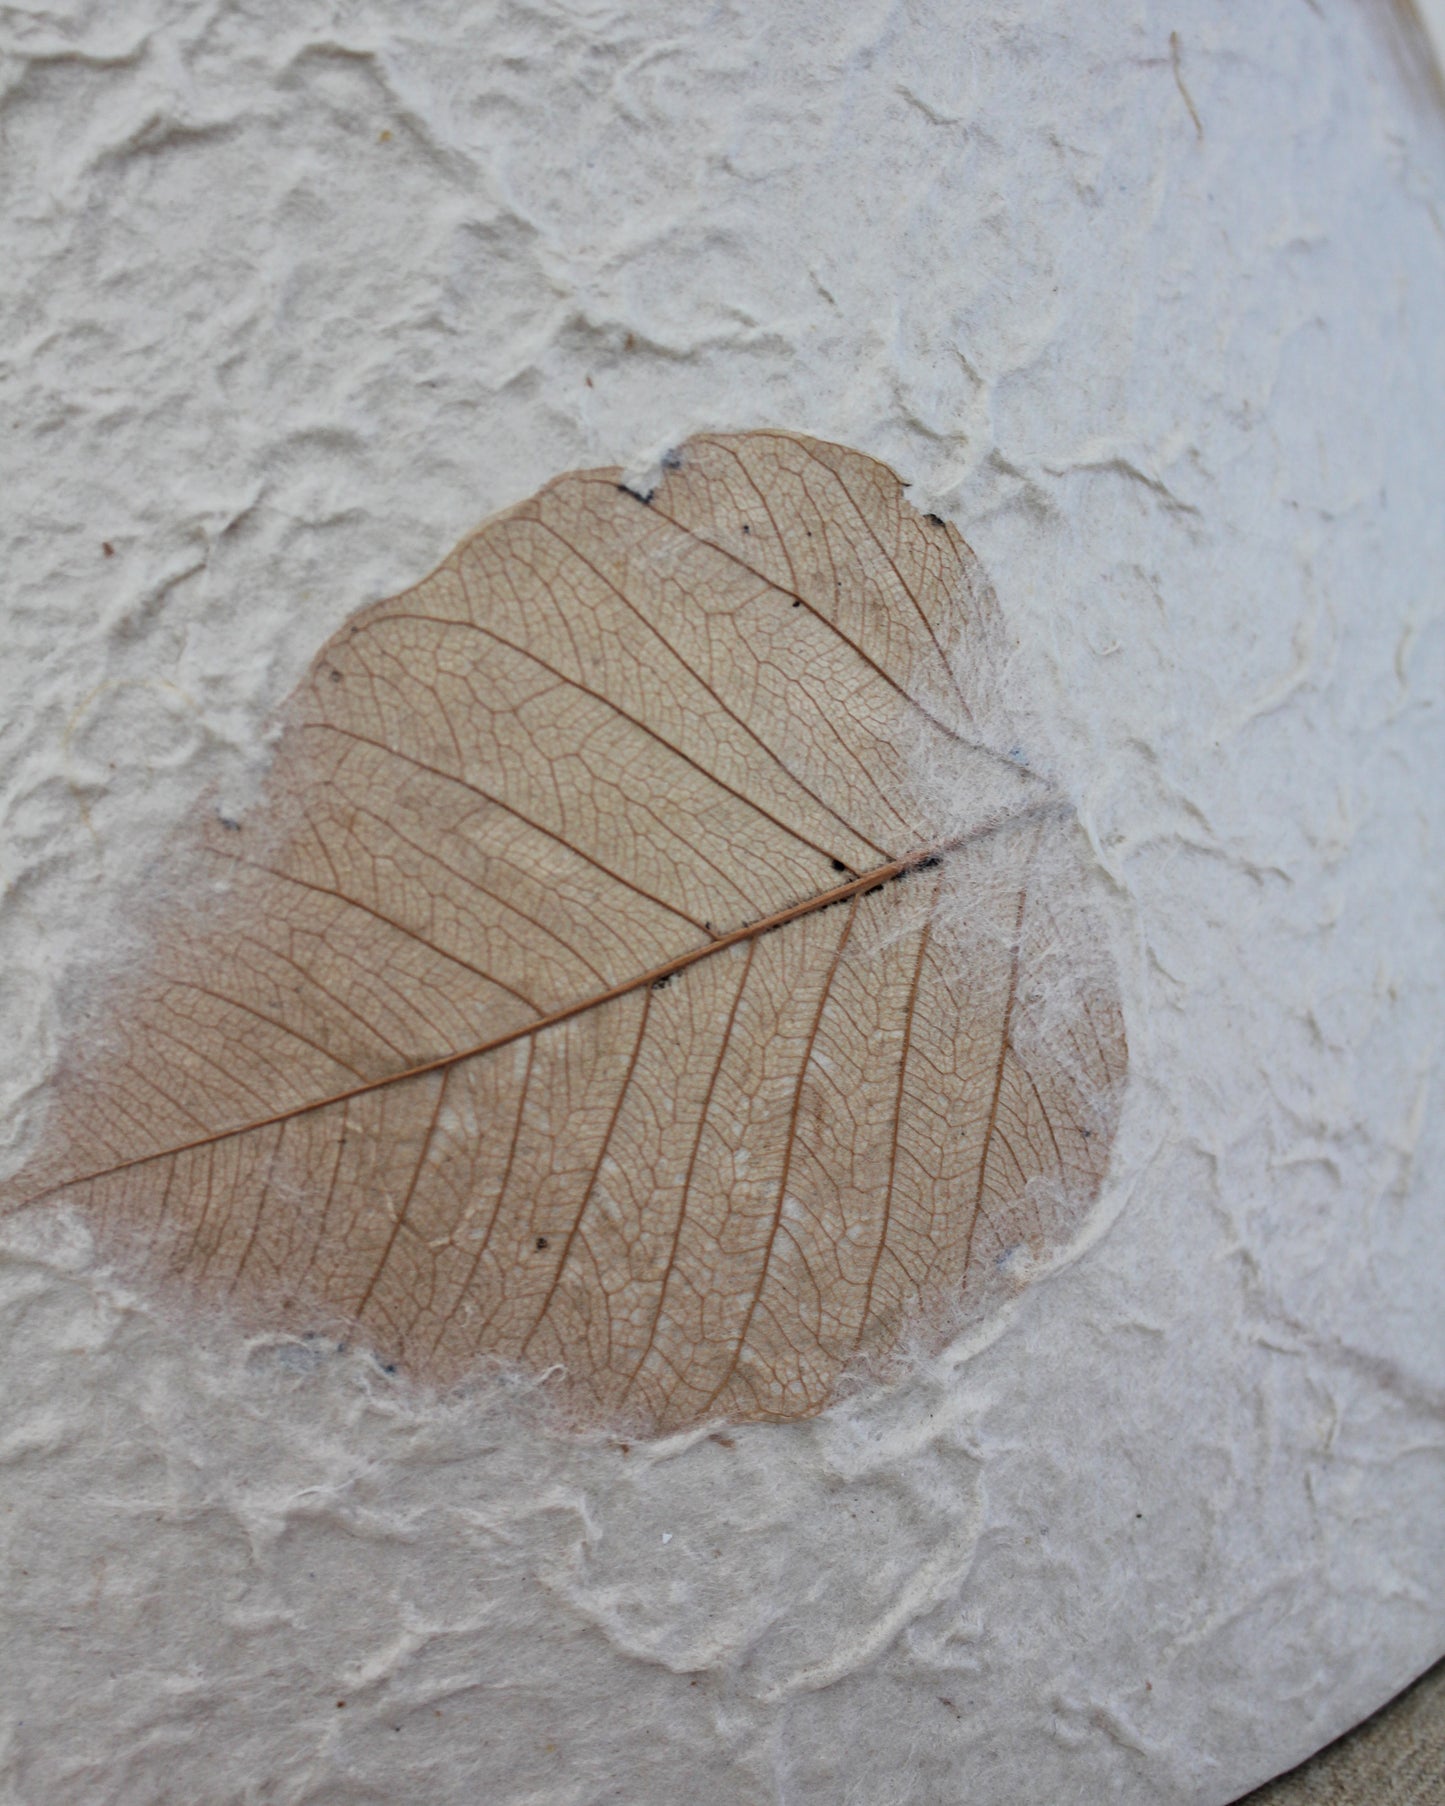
[4,432,1126,1434]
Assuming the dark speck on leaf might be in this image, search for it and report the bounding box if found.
[617,483,654,506]
[662,448,683,471]
[830,859,848,873]
[741,523,750,534]
[651,972,674,991]
[218,815,241,832]
[536,1236,549,1250]
[102,542,115,557]
[925,512,946,528]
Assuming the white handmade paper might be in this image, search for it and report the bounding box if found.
[1,4,1441,1803]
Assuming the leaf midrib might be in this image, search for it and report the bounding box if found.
[33,796,1066,1199]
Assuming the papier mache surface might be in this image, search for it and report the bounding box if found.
[0,3,1441,1804]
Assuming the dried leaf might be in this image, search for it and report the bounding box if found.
[4,432,1126,1434]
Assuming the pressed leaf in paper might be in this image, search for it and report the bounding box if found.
[3,432,1127,1434]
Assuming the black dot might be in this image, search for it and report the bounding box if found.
[536,1236,549,1250]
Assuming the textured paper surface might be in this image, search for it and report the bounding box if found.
[1240,1654,1445,1803]
[1,4,1442,1803]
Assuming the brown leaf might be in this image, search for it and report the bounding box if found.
[4,431,1126,1434]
